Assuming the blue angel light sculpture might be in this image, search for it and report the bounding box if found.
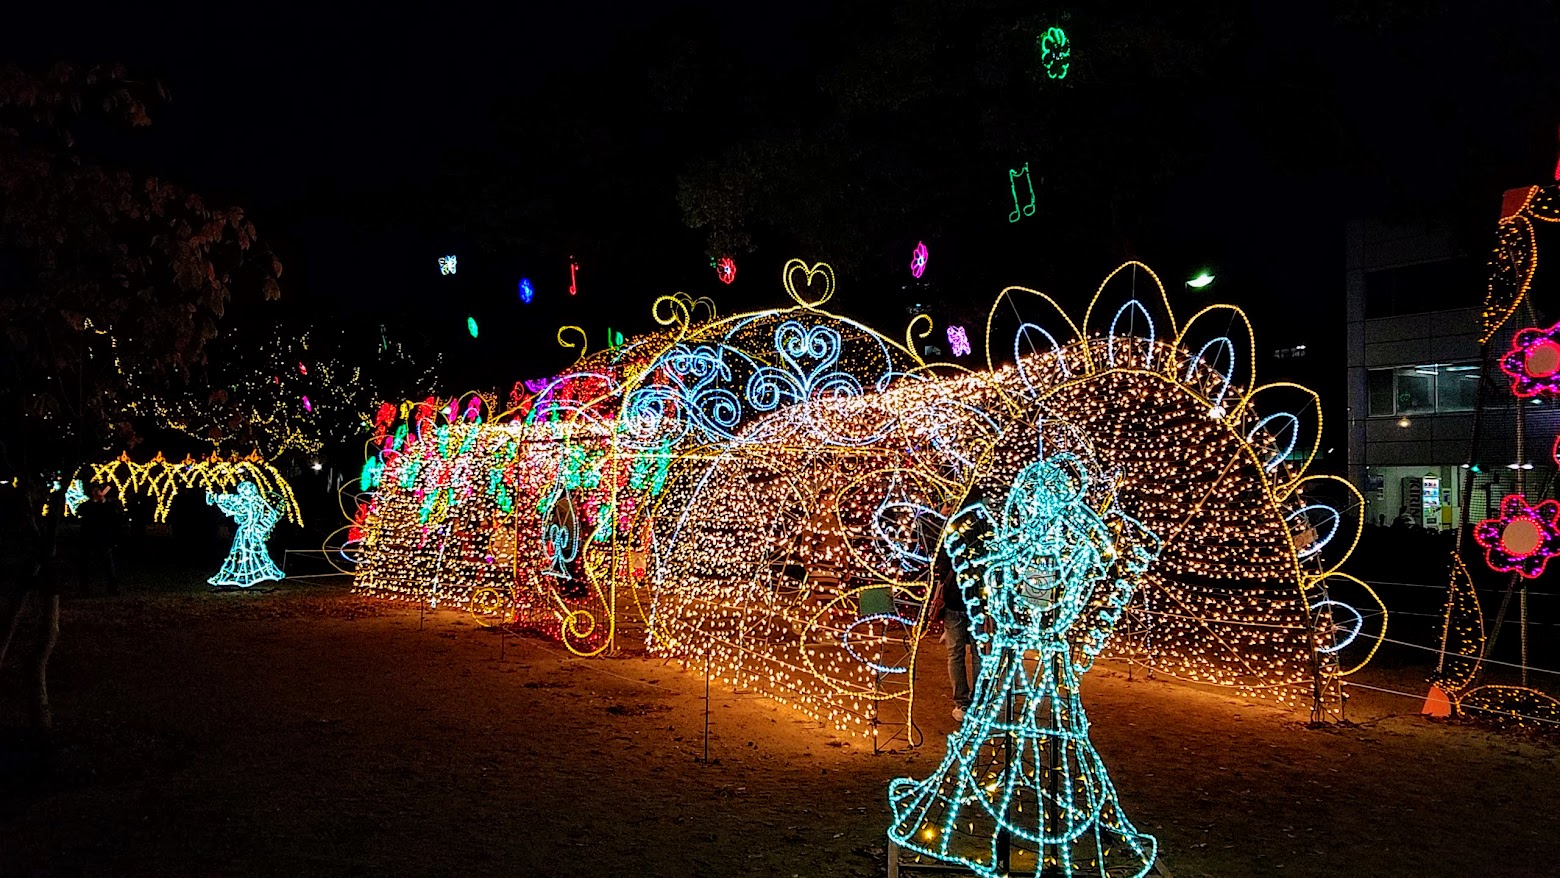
[888,450,1161,877]
[207,481,285,588]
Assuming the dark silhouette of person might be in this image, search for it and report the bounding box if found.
[926,497,981,721]
[77,484,123,595]
[1393,506,1414,528]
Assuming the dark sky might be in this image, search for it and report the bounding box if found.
[8,1,1560,462]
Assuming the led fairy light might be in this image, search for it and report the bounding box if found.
[888,446,1159,877]
[351,258,1367,736]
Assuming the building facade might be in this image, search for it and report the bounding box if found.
[1345,218,1484,531]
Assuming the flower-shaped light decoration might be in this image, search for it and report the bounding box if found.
[1473,494,1560,578]
[438,255,458,276]
[716,256,737,285]
[1038,26,1070,81]
[910,241,928,278]
[1499,321,1560,397]
[946,324,972,357]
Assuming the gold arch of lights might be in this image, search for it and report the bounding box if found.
[80,450,301,525]
[350,262,1375,736]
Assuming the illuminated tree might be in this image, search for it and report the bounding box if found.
[0,62,282,729]
[137,319,444,465]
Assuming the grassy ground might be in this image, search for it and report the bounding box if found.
[2,574,1559,877]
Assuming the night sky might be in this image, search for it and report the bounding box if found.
[8,1,1560,463]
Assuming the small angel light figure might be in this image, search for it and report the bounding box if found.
[888,450,1161,877]
[207,482,285,588]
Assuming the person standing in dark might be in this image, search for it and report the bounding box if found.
[77,484,123,595]
[927,497,981,722]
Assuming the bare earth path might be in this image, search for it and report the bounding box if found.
[3,582,1558,877]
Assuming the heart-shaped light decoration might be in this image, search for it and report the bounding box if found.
[782,258,837,309]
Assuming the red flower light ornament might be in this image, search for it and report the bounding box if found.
[1473,494,1560,578]
[1499,321,1560,397]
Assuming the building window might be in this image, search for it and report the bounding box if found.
[1436,364,1480,412]
[1367,363,1480,416]
[1368,370,1395,416]
[1363,256,1478,318]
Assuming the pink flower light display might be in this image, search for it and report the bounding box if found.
[1473,493,1560,578]
[1499,321,1560,397]
[910,241,929,278]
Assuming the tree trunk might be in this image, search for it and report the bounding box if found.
[0,589,30,670]
[33,594,59,729]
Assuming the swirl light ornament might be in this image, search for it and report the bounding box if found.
[350,257,1372,738]
[888,445,1159,877]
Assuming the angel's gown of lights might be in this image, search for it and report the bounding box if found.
[888,454,1158,878]
[207,482,284,587]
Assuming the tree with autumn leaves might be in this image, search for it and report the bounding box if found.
[0,63,282,729]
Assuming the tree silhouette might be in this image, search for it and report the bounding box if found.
[0,62,282,729]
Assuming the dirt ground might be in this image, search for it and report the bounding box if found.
[3,578,1559,877]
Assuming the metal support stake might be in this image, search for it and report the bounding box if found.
[702,647,712,763]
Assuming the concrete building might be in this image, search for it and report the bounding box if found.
[1345,218,1483,531]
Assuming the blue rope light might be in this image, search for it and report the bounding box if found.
[888,450,1161,877]
[207,482,285,588]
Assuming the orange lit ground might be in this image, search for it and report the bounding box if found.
[3,580,1559,877]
